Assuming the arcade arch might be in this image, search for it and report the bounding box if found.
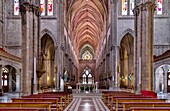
[119,33,134,89]
[39,34,56,90]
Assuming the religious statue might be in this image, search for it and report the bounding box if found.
[64,71,68,82]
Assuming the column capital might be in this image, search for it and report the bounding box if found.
[110,44,114,51]
[60,44,65,51]
[20,2,40,15]
[56,0,64,4]
[134,1,156,16]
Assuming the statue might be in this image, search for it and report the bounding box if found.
[64,71,68,82]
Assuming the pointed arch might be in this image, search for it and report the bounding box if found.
[41,29,57,46]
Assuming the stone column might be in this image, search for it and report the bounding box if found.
[0,0,6,48]
[110,0,119,89]
[0,1,2,47]
[8,73,12,92]
[168,1,170,15]
[55,46,60,90]
[134,1,156,92]
[15,74,20,92]
[55,1,64,91]
[0,65,2,94]
[20,2,40,95]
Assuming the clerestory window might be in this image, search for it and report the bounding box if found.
[40,0,53,16]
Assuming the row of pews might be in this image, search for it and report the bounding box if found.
[0,91,73,111]
[102,90,170,111]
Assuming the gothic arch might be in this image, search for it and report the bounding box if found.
[1,64,20,76]
[2,65,20,93]
[119,32,134,89]
[154,64,170,92]
[41,29,57,46]
[119,28,135,46]
[40,33,56,89]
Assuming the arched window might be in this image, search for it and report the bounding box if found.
[14,0,19,15]
[82,67,93,84]
[40,0,53,16]
[157,0,162,15]
[122,0,134,16]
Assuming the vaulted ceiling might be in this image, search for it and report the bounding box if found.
[67,0,107,59]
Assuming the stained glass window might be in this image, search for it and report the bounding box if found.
[122,0,128,15]
[157,0,162,15]
[82,50,93,60]
[130,0,134,15]
[40,0,45,16]
[48,0,53,16]
[14,0,19,15]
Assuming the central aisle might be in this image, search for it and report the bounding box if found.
[78,98,96,111]
[64,91,110,111]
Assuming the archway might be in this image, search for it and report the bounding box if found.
[155,66,164,93]
[2,65,19,93]
[155,64,170,93]
[119,33,134,89]
[82,67,94,84]
[40,34,55,90]
[168,68,170,92]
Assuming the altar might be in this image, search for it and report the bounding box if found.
[76,82,98,93]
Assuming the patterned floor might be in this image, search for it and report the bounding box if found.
[64,93,109,111]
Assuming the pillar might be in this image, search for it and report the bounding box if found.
[8,73,12,92]
[110,0,119,89]
[20,1,40,95]
[15,74,20,92]
[0,65,2,94]
[134,1,156,92]
[54,0,64,91]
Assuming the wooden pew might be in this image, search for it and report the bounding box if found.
[104,94,152,109]
[0,102,52,111]
[129,107,170,111]
[22,94,67,109]
[11,98,59,111]
[121,102,170,111]
[38,92,73,103]
[111,95,152,103]
[102,91,143,103]
[0,108,43,111]
[115,98,166,111]
[102,91,133,104]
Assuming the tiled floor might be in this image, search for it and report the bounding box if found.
[78,98,96,111]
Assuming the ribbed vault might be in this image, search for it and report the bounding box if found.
[67,0,107,59]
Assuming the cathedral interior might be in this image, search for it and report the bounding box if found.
[0,0,170,96]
